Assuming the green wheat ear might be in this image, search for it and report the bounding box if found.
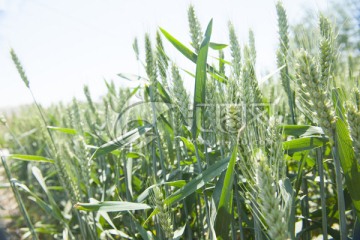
[145,34,158,104]
[276,1,296,124]
[156,31,169,86]
[355,88,360,111]
[152,186,173,239]
[319,15,336,87]
[188,4,202,53]
[248,29,256,65]
[347,103,360,164]
[228,21,241,80]
[256,150,289,240]
[132,37,139,61]
[296,50,336,141]
[0,114,6,125]
[171,64,189,124]
[10,48,30,88]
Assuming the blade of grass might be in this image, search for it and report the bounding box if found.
[91,125,152,159]
[335,119,360,218]
[215,145,237,239]
[160,26,226,84]
[164,156,230,206]
[9,154,55,163]
[192,19,213,138]
[74,199,151,212]
[1,155,39,240]
[47,126,77,135]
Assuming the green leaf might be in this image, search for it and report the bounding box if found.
[282,125,324,138]
[136,180,186,203]
[211,56,231,65]
[215,145,237,239]
[156,81,172,104]
[143,208,159,225]
[31,167,64,222]
[209,42,228,50]
[335,119,360,218]
[32,166,49,194]
[18,128,37,139]
[12,180,64,222]
[74,199,151,212]
[164,155,230,206]
[47,126,77,135]
[160,25,226,83]
[283,136,328,155]
[10,154,54,163]
[192,19,213,138]
[173,224,187,240]
[91,125,152,159]
[126,152,145,159]
[117,73,148,82]
[159,27,197,62]
[208,70,227,83]
[179,137,205,159]
[129,215,154,240]
[332,87,346,121]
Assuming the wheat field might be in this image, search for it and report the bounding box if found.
[1,1,360,239]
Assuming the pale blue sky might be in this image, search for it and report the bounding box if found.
[0,0,330,108]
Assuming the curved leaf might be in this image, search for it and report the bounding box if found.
[192,19,213,138]
[209,42,228,50]
[91,125,152,159]
[47,126,77,135]
[215,145,237,238]
[335,119,360,218]
[283,136,328,155]
[10,154,54,163]
[164,155,230,206]
[74,199,151,212]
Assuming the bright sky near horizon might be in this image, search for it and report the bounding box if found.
[0,0,330,109]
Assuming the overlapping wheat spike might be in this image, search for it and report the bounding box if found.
[145,33,158,102]
[204,77,219,145]
[247,58,263,104]
[256,150,289,240]
[71,98,84,134]
[249,29,257,65]
[319,15,335,84]
[152,186,173,239]
[83,85,101,125]
[265,117,286,180]
[170,64,188,123]
[242,56,252,118]
[10,49,30,88]
[243,44,264,133]
[276,1,296,124]
[133,37,140,61]
[355,88,360,111]
[296,49,336,141]
[236,125,255,181]
[347,102,360,164]
[226,23,246,140]
[188,5,202,53]
[223,27,242,136]
[218,49,225,75]
[156,31,169,88]
[228,22,242,102]
[228,22,242,80]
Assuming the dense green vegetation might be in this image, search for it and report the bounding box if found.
[1,1,360,239]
